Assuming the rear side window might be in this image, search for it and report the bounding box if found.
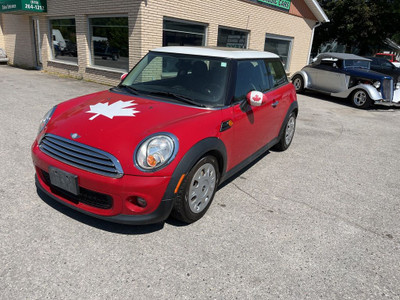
[234,60,270,102]
[266,60,288,88]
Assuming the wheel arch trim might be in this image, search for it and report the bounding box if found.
[161,137,227,202]
[291,71,309,88]
[331,84,382,100]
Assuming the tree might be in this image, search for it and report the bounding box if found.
[313,0,400,55]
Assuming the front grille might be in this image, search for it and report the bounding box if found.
[39,134,123,178]
[382,78,393,101]
[41,170,113,209]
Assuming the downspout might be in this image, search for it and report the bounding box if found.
[307,21,322,64]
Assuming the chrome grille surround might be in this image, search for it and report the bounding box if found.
[39,134,124,178]
[382,78,393,101]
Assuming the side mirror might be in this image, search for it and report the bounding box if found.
[120,73,128,81]
[246,91,265,107]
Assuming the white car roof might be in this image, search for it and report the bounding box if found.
[151,46,280,59]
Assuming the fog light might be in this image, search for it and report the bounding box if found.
[396,83,400,90]
[127,196,147,209]
[373,81,381,89]
[136,197,147,208]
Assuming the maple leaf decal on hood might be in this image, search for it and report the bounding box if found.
[86,100,139,120]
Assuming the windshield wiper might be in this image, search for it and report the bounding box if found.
[148,91,206,107]
[113,85,140,95]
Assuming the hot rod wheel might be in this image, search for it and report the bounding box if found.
[351,89,372,109]
[171,156,219,223]
[292,75,304,93]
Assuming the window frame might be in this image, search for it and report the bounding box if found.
[162,17,208,47]
[217,26,249,49]
[49,17,78,64]
[264,33,294,72]
[88,14,129,71]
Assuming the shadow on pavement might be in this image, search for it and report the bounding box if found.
[37,187,166,234]
[302,91,400,111]
[218,150,270,189]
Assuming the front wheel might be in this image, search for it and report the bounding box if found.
[171,156,219,223]
[272,112,296,152]
[351,89,372,109]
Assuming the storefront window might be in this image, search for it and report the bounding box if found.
[217,27,248,49]
[264,34,293,71]
[50,19,77,64]
[89,17,129,70]
[163,19,206,46]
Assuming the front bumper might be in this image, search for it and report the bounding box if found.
[374,88,400,106]
[32,142,174,225]
[36,175,174,225]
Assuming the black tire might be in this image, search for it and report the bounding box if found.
[272,112,296,152]
[350,89,372,109]
[171,156,219,224]
[292,75,304,93]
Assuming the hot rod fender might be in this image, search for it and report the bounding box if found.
[331,83,383,100]
[291,70,310,88]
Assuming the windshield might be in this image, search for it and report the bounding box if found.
[343,59,370,69]
[120,52,230,107]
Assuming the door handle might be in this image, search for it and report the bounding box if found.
[272,100,279,108]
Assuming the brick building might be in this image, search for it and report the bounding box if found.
[0,0,328,85]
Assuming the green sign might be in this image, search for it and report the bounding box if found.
[257,0,291,11]
[0,0,47,12]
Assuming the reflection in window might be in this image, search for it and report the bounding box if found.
[266,60,288,88]
[217,27,248,49]
[50,19,77,64]
[89,17,129,70]
[163,19,206,46]
[264,34,293,71]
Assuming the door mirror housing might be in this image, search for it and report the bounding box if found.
[120,73,128,81]
[246,91,265,107]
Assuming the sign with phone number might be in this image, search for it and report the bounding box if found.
[0,0,47,12]
[248,0,291,11]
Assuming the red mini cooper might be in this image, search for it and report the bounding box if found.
[32,47,298,224]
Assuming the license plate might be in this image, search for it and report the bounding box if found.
[49,167,79,196]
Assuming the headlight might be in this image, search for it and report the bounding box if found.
[38,106,56,134]
[135,133,178,171]
[373,81,381,89]
[396,82,400,90]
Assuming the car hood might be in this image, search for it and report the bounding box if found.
[42,90,222,175]
[370,67,400,82]
[344,68,393,80]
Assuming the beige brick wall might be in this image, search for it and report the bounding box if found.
[1,14,36,68]
[140,0,316,75]
[1,0,318,84]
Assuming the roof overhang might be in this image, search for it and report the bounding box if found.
[303,0,329,23]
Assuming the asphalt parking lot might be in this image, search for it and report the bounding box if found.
[1,64,400,299]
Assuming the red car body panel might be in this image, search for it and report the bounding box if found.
[34,90,226,177]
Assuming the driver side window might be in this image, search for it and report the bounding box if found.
[234,60,270,102]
